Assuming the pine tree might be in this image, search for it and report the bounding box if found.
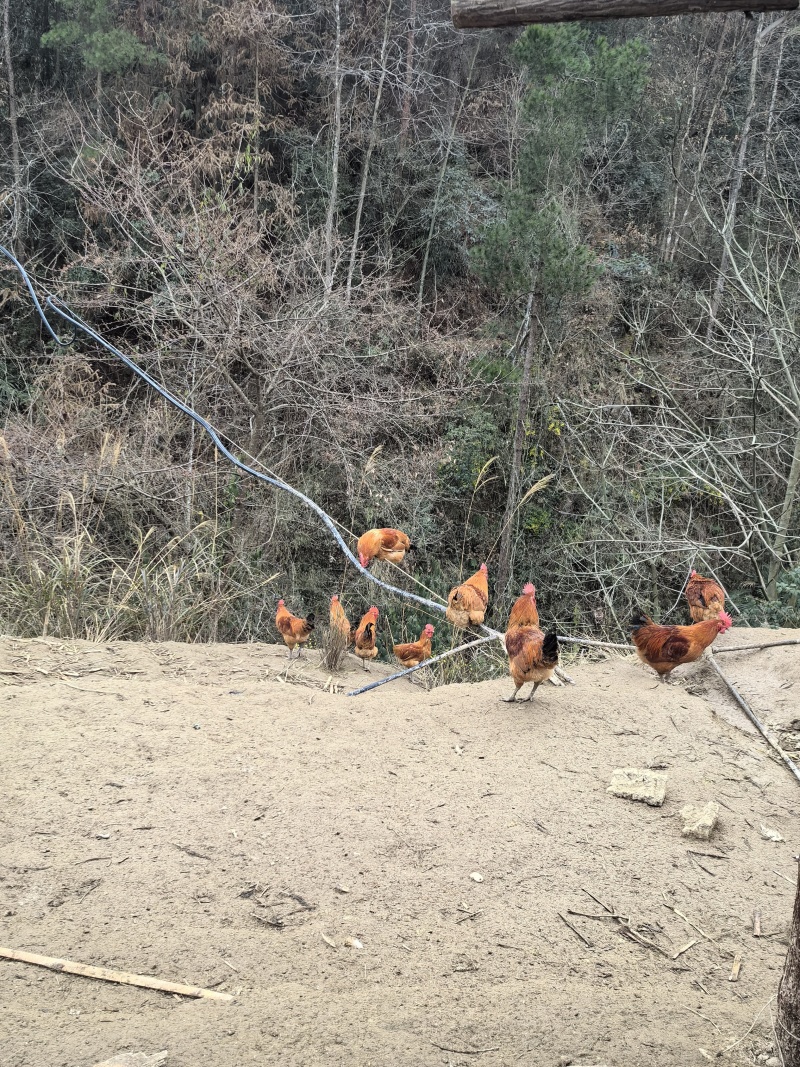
[473,24,648,598]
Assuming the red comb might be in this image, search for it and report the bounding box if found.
[522,583,536,595]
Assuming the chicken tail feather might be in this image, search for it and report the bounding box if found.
[542,630,559,662]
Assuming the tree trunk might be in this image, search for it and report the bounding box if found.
[345,0,393,303]
[415,44,478,332]
[661,17,732,264]
[706,15,765,334]
[667,19,739,264]
[766,424,800,599]
[323,0,343,298]
[776,862,800,1066]
[753,20,786,225]
[496,289,538,599]
[253,40,260,217]
[398,0,417,153]
[2,0,22,251]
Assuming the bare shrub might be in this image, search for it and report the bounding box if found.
[319,623,349,673]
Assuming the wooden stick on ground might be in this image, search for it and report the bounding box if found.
[0,946,234,1002]
[715,640,800,654]
[707,651,800,787]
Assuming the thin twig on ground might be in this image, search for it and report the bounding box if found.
[0,946,234,1001]
[559,912,593,947]
[430,1043,500,1055]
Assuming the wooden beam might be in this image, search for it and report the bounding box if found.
[452,0,797,28]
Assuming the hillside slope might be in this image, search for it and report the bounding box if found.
[2,631,798,1067]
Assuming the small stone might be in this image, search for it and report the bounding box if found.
[469,872,484,882]
[607,768,667,807]
[760,824,785,843]
[680,802,719,840]
[343,937,363,949]
[765,1058,780,1067]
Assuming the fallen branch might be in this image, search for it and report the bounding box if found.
[715,640,800,654]
[430,1043,500,1055]
[707,652,800,787]
[0,946,234,1002]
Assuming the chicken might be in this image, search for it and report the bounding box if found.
[276,599,315,659]
[446,564,489,628]
[685,570,726,623]
[329,594,352,644]
[503,627,559,703]
[353,606,379,670]
[393,624,435,669]
[507,582,539,629]
[356,528,412,569]
[630,610,733,682]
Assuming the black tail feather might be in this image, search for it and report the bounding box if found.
[542,630,559,662]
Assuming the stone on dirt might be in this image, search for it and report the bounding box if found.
[680,801,719,839]
[607,768,667,807]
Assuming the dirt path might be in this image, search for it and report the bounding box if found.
[1,630,798,1067]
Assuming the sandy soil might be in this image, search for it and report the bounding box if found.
[1,628,799,1067]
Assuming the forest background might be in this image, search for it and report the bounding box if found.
[1,0,799,657]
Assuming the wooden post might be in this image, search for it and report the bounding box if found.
[451,0,797,28]
[777,861,800,1066]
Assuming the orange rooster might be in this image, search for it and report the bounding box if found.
[276,599,315,659]
[630,610,733,682]
[685,570,726,623]
[329,594,352,644]
[502,582,558,702]
[503,628,559,703]
[353,606,379,670]
[356,528,412,569]
[446,564,489,628]
[393,624,435,669]
[508,582,539,629]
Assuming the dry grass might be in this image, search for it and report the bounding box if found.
[319,623,350,672]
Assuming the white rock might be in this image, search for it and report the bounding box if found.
[760,824,785,842]
[469,872,484,882]
[607,768,667,807]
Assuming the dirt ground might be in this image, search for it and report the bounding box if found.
[1,627,799,1067]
